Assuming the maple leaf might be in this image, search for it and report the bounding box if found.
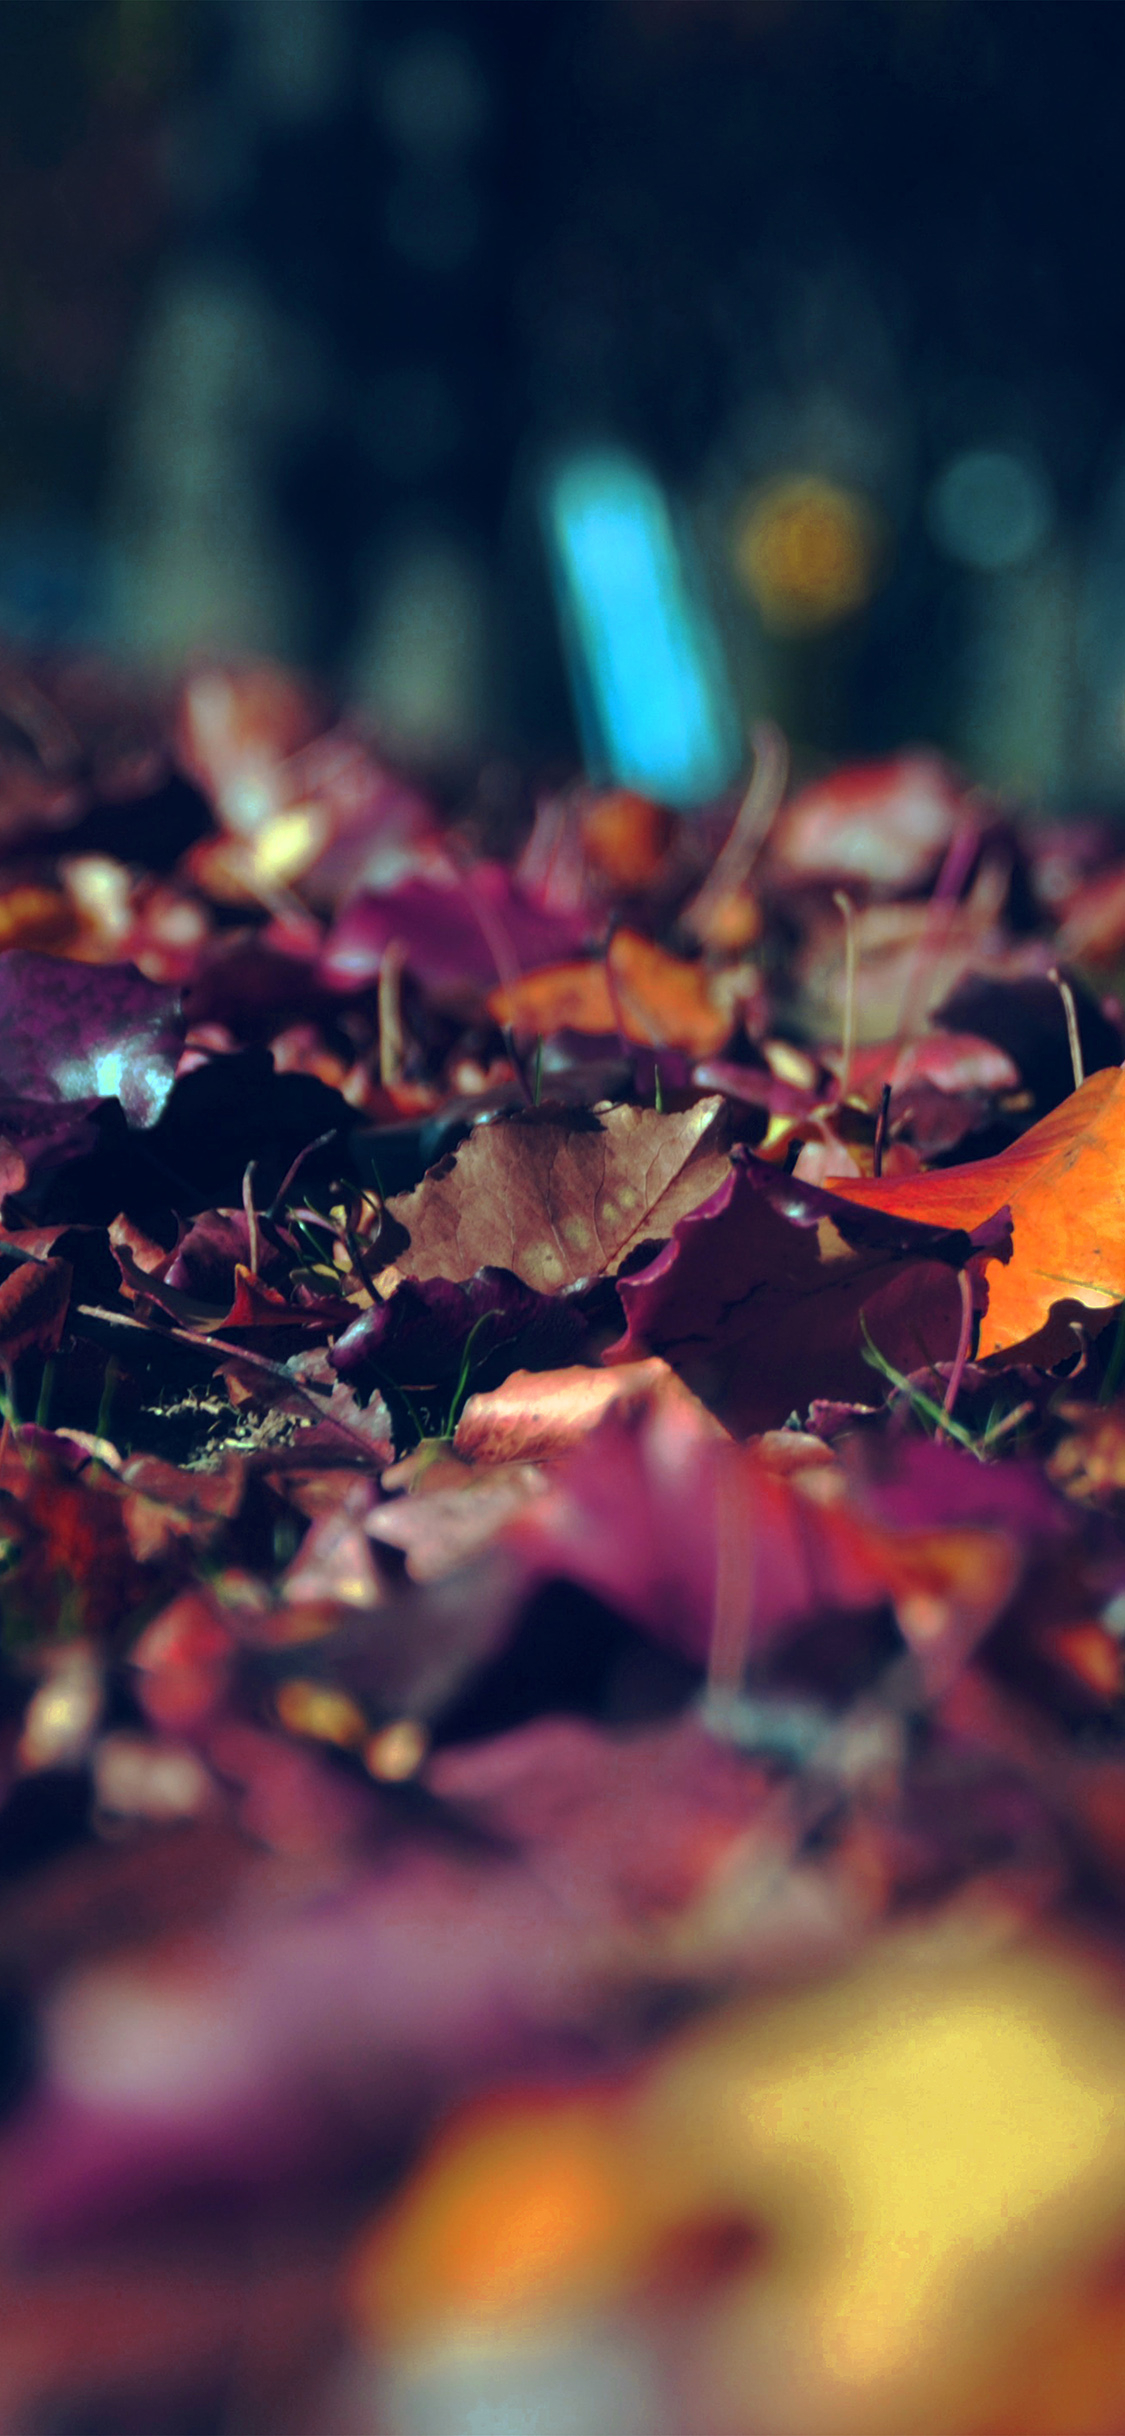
[832,1066,1125,1360]
[383,1098,730,1292]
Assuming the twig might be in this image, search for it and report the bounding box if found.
[242,1161,260,1277]
[1047,966,1085,1092]
[682,720,788,943]
[377,940,408,1092]
[832,889,858,1100]
[266,1129,339,1222]
[942,1268,975,1419]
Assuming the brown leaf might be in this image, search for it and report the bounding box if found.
[385,1099,730,1292]
[454,1356,723,1465]
[0,1254,71,1364]
[119,1451,244,1563]
[108,1211,175,1294]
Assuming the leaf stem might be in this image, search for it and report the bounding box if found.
[942,1268,975,1419]
[832,890,858,1100]
[1048,967,1085,1092]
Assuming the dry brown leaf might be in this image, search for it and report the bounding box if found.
[0,1254,71,1365]
[384,1098,730,1292]
[454,1356,726,1465]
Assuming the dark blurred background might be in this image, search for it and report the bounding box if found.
[3,0,1125,804]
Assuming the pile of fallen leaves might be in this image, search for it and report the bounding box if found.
[4,655,1125,2431]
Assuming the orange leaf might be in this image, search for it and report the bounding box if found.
[488,958,616,1036]
[608,928,737,1054]
[831,1067,1125,1359]
[488,929,736,1055]
[579,789,670,888]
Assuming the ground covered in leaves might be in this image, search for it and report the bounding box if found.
[2,660,1125,2431]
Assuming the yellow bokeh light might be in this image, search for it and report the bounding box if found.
[734,475,884,634]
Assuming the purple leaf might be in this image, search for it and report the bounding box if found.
[847,1431,1072,1541]
[608,1145,1011,1435]
[0,953,184,1127]
[934,970,1123,1117]
[319,865,592,995]
[331,1266,592,1403]
[0,1097,104,1212]
[165,1209,290,1303]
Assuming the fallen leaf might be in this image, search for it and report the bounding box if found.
[502,1393,1022,1686]
[488,929,741,1056]
[371,1463,546,1582]
[579,790,671,889]
[118,1451,244,1564]
[454,1357,713,1464]
[768,751,971,890]
[0,1433,147,1640]
[1057,860,1125,966]
[832,1066,1125,1360]
[0,1254,71,1364]
[330,1268,594,1417]
[0,1098,104,1218]
[933,970,1123,1118]
[320,865,589,995]
[838,1031,1021,1102]
[425,1715,774,1928]
[385,1099,730,1292]
[0,952,184,1126]
[131,1590,236,1732]
[607,1145,1006,1433]
[792,895,1008,1047]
